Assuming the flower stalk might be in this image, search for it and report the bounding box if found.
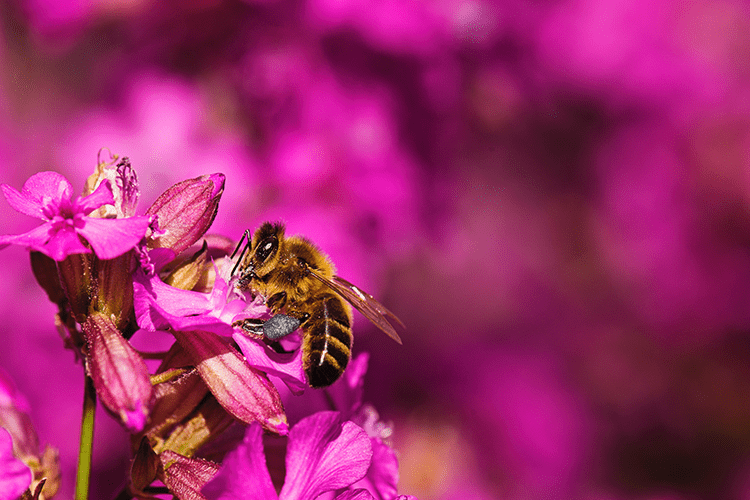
[74,375,96,500]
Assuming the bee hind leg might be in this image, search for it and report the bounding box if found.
[233,314,301,341]
[263,314,301,340]
[234,318,266,339]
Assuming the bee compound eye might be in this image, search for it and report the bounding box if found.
[255,236,278,263]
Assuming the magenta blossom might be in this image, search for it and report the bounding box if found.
[0,428,32,500]
[203,411,373,500]
[133,259,307,391]
[0,171,150,261]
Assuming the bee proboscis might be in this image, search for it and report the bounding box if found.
[231,222,403,388]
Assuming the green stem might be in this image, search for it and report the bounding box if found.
[75,374,96,500]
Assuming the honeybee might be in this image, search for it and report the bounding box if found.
[231,222,403,388]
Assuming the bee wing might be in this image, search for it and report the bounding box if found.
[308,271,404,344]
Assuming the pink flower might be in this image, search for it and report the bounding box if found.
[0,171,150,261]
[0,428,32,500]
[133,261,307,392]
[0,368,59,499]
[203,411,373,500]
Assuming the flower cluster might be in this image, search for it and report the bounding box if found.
[0,155,414,500]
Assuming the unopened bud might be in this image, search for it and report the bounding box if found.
[84,314,154,432]
[146,174,225,255]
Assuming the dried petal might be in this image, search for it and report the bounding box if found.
[131,437,160,492]
[142,345,210,444]
[333,490,375,500]
[160,451,220,500]
[159,396,234,459]
[84,314,154,432]
[29,251,67,308]
[85,154,141,218]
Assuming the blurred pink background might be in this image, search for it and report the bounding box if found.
[2,0,750,498]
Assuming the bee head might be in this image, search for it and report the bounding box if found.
[248,221,285,277]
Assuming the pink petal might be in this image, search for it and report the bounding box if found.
[0,223,91,261]
[44,224,92,260]
[0,428,32,500]
[233,332,307,394]
[161,451,220,500]
[0,184,45,219]
[0,368,30,412]
[173,330,288,434]
[325,353,369,417]
[21,171,72,210]
[279,412,373,500]
[0,222,95,261]
[77,178,115,214]
[202,423,278,500]
[77,215,150,259]
[133,268,229,334]
[350,438,399,500]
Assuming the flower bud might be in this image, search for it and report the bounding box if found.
[146,174,225,255]
[172,329,288,435]
[83,314,154,433]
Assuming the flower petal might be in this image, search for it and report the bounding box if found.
[0,184,44,219]
[0,223,92,261]
[350,438,399,500]
[325,353,369,418]
[21,171,72,212]
[173,330,288,434]
[77,215,151,260]
[77,178,115,214]
[0,428,32,500]
[279,412,373,500]
[233,332,307,394]
[133,268,227,333]
[202,423,278,500]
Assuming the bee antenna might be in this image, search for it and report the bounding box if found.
[230,229,253,276]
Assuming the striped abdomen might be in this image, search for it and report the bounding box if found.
[297,291,353,388]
